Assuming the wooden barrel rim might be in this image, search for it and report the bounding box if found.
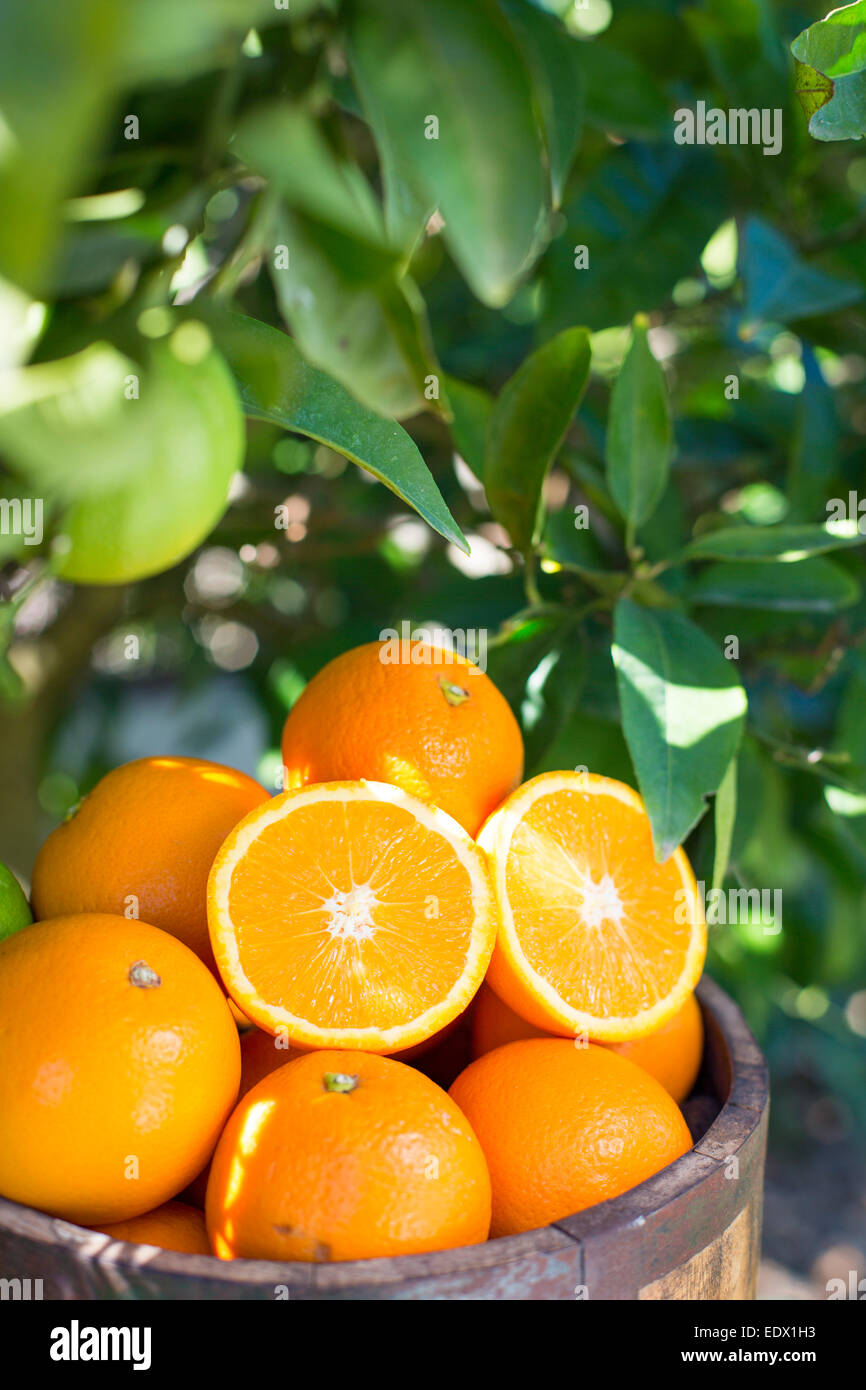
[0,974,768,1290]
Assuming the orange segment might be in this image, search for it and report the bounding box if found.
[478,772,706,1041]
[207,781,495,1052]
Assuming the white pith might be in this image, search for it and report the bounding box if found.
[323,883,379,941]
[576,869,625,931]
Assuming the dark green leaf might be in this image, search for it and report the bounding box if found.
[541,145,725,333]
[500,0,583,205]
[683,522,866,562]
[211,312,468,552]
[541,504,611,574]
[685,0,790,115]
[613,599,747,860]
[484,327,591,552]
[346,0,548,306]
[576,42,670,141]
[521,638,585,772]
[690,557,860,611]
[740,217,863,324]
[605,315,672,535]
[787,348,840,519]
[444,375,493,479]
[485,613,564,715]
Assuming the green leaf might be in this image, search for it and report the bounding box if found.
[740,217,863,325]
[605,315,672,536]
[0,0,120,293]
[788,348,840,518]
[211,312,468,553]
[808,70,866,140]
[712,756,738,893]
[791,2,866,80]
[444,375,493,479]
[346,0,548,307]
[484,327,591,552]
[338,32,433,254]
[234,104,387,246]
[521,638,586,772]
[690,558,860,611]
[542,145,725,334]
[500,0,584,205]
[485,613,564,714]
[612,599,747,860]
[117,0,303,83]
[684,0,790,115]
[682,522,866,562]
[576,42,670,141]
[269,204,439,420]
[793,57,835,124]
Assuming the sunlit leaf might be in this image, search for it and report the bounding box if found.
[791,2,866,79]
[613,599,747,860]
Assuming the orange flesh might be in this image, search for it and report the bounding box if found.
[224,799,476,1031]
[504,789,694,1016]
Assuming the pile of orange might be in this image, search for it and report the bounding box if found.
[0,640,706,1261]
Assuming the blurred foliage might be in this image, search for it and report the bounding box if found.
[1,0,865,1147]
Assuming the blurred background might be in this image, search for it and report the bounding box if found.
[1,0,865,1298]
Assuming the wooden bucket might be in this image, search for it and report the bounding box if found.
[0,975,768,1301]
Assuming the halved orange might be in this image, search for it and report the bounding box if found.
[478,772,706,1042]
[207,781,495,1053]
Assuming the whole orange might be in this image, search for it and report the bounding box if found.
[449,1039,692,1236]
[604,992,704,1104]
[92,1201,210,1254]
[181,1027,302,1210]
[206,1050,491,1261]
[31,756,269,971]
[0,913,240,1225]
[471,984,704,1104]
[280,641,523,837]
